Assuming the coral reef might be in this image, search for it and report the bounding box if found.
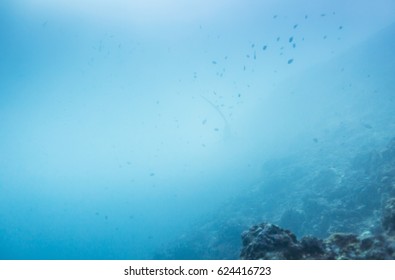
[240,223,305,260]
[156,137,395,259]
[241,139,395,260]
[240,219,395,260]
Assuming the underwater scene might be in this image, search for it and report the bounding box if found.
[1,0,395,260]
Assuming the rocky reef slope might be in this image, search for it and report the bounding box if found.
[241,198,395,259]
[156,137,395,259]
[241,138,395,259]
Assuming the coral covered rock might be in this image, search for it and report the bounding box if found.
[240,223,303,260]
[240,221,395,260]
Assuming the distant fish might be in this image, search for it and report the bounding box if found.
[362,123,373,129]
[212,61,217,64]
[287,58,294,64]
[289,37,294,43]
[293,24,298,29]
[262,45,267,51]
[313,138,319,143]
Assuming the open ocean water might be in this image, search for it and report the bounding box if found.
[1,0,395,259]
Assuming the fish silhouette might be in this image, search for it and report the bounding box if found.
[200,95,232,141]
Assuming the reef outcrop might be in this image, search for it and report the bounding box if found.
[240,197,395,259]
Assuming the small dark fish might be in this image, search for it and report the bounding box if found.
[287,58,294,64]
[202,119,207,125]
[212,61,217,64]
[214,128,219,132]
[339,25,343,30]
[362,123,373,129]
[262,45,267,51]
[276,37,280,42]
[150,172,155,176]
[313,138,319,143]
[293,24,298,29]
[289,37,293,43]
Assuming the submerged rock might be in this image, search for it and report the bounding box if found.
[240,223,303,260]
[241,219,395,260]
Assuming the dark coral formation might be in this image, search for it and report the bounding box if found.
[240,223,303,260]
[240,199,395,260]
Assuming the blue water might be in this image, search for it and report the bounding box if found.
[1,0,395,259]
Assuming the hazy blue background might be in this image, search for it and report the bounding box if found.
[1,0,395,259]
